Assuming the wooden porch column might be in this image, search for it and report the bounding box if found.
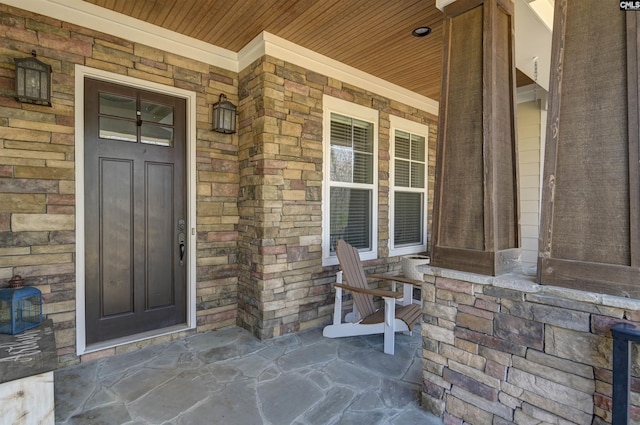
[538,2,640,298]
[431,0,520,275]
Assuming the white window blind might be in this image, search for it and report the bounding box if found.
[395,192,423,245]
[330,187,371,251]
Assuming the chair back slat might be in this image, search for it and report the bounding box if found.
[336,239,376,318]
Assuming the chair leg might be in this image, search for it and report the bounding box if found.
[383,298,395,355]
[402,283,412,306]
[332,286,343,325]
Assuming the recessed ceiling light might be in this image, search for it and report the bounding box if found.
[412,26,432,37]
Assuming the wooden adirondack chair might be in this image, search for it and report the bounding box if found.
[322,239,423,355]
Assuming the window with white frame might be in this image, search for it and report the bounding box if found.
[390,116,428,256]
[323,95,378,266]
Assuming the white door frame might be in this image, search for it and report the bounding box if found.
[74,65,197,355]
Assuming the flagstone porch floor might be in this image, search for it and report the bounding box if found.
[54,324,443,425]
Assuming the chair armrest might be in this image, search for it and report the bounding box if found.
[334,283,402,299]
[367,274,423,287]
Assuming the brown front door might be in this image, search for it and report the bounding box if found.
[84,78,187,345]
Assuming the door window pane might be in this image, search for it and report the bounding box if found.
[141,124,174,147]
[99,93,136,119]
[99,117,137,142]
[98,93,176,147]
[99,92,137,142]
[141,101,174,124]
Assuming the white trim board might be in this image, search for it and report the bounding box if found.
[322,95,379,267]
[1,0,439,115]
[74,65,198,355]
[239,32,439,115]
[7,0,237,71]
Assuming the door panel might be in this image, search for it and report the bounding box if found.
[85,78,187,345]
[146,162,175,309]
[100,158,134,318]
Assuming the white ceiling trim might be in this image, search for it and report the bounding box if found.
[435,0,457,11]
[239,32,439,115]
[2,0,239,71]
[2,0,438,114]
[515,0,552,91]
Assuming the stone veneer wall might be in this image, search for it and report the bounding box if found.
[237,55,438,339]
[0,4,439,366]
[0,5,239,366]
[421,268,640,424]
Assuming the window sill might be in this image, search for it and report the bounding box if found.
[390,245,428,258]
[322,250,377,267]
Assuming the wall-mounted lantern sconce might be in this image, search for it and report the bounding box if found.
[14,51,52,106]
[212,93,236,134]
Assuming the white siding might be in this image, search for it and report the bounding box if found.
[517,100,542,267]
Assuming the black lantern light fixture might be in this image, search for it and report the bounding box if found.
[14,50,52,106]
[212,93,237,134]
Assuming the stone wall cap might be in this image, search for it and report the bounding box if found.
[602,294,640,310]
[417,265,493,285]
[422,266,640,310]
[493,273,539,292]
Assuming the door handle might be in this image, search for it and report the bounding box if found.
[178,232,185,266]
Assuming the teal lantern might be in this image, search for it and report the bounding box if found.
[0,276,43,335]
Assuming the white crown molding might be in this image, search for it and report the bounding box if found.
[239,32,439,115]
[2,0,439,114]
[514,0,551,91]
[237,32,268,71]
[2,0,239,71]
[436,0,457,11]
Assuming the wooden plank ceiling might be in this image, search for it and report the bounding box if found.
[82,0,534,101]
